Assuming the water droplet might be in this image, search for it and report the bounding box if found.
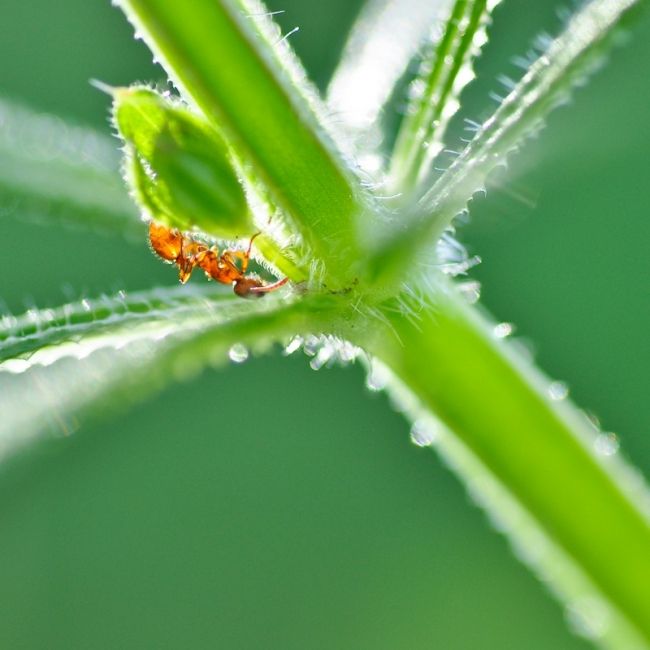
[310,346,333,370]
[41,309,56,324]
[337,341,360,364]
[548,381,569,401]
[228,343,249,364]
[366,361,390,392]
[410,420,437,448]
[358,153,382,174]
[302,335,320,357]
[408,79,426,101]
[494,322,514,338]
[283,336,303,356]
[457,280,481,304]
[594,432,619,457]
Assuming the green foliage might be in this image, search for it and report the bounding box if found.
[117,0,368,281]
[367,0,647,284]
[114,86,254,238]
[2,0,649,647]
[389,0,502,192]
[326,0,456,149]
[0,99,139,238]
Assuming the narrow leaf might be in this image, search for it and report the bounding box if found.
[368,0,646,282]
[0,290,313,463]
[389,0,502,192]
[0,99,139,238]
[116,0,368,279]
[0,284,238,364]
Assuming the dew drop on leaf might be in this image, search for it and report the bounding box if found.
[366,361,389,392]
[309,344,334,371]
[302,335,320,357]
[228,343,249,364]
[282,336,303,356]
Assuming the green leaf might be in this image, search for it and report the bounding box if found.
[389,0,502,192]
[116,0,368,282]
[0,98,139,238]
[0,288,315,462]
[0,284,238,363]
[367,0,647,284]
[114,86,255,239]
[345,281,650,647]
[326,0,455,156]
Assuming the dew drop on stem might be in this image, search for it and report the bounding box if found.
[548,381,569,401]
[594,432,620,457]
[410,420,437,448]
[494,322,514,338]
[457,280,481,304]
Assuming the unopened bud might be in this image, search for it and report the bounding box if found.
[113,87,253,238]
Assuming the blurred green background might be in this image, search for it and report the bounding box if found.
[0,1,648,648]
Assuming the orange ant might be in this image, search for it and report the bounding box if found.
[148,221,288,298]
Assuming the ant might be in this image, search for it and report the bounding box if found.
[148,221,288,298]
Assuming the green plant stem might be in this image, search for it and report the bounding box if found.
[345,282,650,646]
[253,234,308,283]
[369,0,646,286]
[117,0,365,281]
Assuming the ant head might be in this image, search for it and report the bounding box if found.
[233,276,265,299]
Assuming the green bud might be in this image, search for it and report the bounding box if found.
[113,87,253,239]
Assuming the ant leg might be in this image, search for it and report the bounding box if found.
[241,232,261,274]
[248,276,289,294]
[176,237,192,284]
[177,237,208,284]
[177,255,196,284]
[221,232,261,274]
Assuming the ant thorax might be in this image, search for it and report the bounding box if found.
[147,221,287,297]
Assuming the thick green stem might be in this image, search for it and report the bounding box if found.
[345,282,650,647]
[117,0,365,282]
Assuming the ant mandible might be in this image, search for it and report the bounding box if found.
[148,221,288,298]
